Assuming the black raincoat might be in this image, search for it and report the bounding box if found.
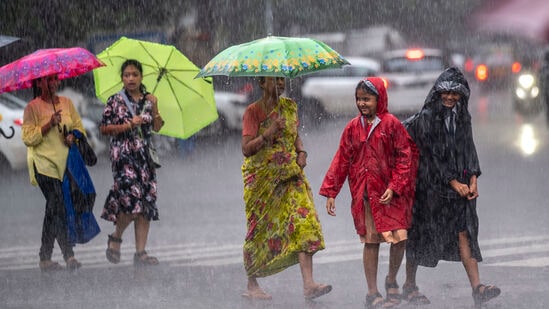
[403,67,482,267]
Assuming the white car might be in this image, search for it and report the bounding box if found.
[198,91,249,136]
[0,93,26,170]
[0,92,106,171]
[300,57,380,119]
[379,48,448,116]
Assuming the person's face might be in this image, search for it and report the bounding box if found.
[355,87,378,118]
[260,77,285,97]
[38,74,60,94]
[122,64,143,92]
[440,91,461,108]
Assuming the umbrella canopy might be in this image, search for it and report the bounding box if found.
[0,35,20,48]
[472,0,549,43]
[94,36,217,139]
[196,35,350,78]
[0,47,104,94]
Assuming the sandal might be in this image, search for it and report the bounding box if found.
[384,277,401,307]
[106,234,122,264]
[134,250,159,267]
[365,292,386,309]
[66,257,82,271]
[39,260,64,272]
[402,284,430,305]
[472,284,501,306]
[304,283,332,300]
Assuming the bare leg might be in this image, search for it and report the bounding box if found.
[404,260,418,288]
[298,252,315,289]
[109,212,134,252]
[134,214,150,253]
[459,231,480,289]
[364,243,380,295]
[387,240,406,283]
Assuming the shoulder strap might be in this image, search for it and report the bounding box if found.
[118,90,135,117]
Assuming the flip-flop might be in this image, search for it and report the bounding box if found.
[241,290,272,300]
[304,284,333,300]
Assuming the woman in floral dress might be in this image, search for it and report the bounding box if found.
[100,59,164,266]
[240,76,331,300]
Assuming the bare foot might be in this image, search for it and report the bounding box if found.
[241,288,272,300]
[304,283,332,299]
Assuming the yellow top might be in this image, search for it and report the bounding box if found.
[22,96,84,185]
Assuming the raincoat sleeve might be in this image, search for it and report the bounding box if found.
[319,123,353,198]
[387,119,415,195]
[464,123,481,178]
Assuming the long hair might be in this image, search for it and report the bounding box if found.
[121,59,147,94]
[32,79,42,98]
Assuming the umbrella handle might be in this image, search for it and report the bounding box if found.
[0,126,14,139]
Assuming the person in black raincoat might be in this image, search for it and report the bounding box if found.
[401,68,500,307]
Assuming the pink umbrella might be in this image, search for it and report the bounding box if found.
[0,47,105,94]
[472,0,549,43]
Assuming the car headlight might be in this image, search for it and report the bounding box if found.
[518,74,535,89]
[515,88,527,99]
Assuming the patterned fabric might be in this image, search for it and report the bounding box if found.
[242,97,325,278]
[100,91,158,222]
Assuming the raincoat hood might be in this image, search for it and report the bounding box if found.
[422,67,470,114]
[361,77,388,116]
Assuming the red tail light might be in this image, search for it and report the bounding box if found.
[475,64,488,82]
[511,61,521,73]
[13,118,23,126]
[406,49,424,60]
[380,77,389,89]
[464,58,474,72]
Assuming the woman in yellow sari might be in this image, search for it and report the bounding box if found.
[240,76,331,300]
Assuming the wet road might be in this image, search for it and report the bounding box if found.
[1,85,549,308]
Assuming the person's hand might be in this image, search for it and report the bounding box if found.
[145,93,158,105]
[296,151,307,169]
[467,177,479,200]
[263,116,285,140]
[130,115,144,127]
[50,110,62,126]
[449,179,470,198]
[379,188,394,204]
[326,197,336,216]
[64,133,75,146]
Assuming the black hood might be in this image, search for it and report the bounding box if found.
[421,67,471,121]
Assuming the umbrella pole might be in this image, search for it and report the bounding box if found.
[48,82,62,133]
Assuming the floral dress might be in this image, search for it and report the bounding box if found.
[101,91,159,223]
[242,97,325,278]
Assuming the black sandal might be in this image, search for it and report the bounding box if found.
[402,284,430,305]
[365,292,385,309]
[106,234,122,264]
[472,284,501,306]
[134,250,159,267]
[384,277,401,307]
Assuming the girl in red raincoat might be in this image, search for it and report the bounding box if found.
[319,77,417,308]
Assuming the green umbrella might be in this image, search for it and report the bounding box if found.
[94,36,218,139]
[196,35,350,78]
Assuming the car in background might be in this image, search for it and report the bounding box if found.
[0,92,106,171]
[379,48,448,116]
[299,56,380,125]
[198,91,249,137]
[0,93,26,170]
[467,43,521,89]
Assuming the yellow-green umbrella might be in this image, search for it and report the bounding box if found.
[94,36,217,139]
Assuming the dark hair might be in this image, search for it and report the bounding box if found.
[355,79,378,99]
[32,79,42,98]
[121,59,147,93]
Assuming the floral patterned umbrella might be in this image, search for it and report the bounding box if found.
[0,47,105,94]
[196,36,350,78]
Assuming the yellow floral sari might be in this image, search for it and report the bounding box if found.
[242,97,325,278]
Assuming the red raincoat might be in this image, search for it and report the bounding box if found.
[319,77,418,235]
